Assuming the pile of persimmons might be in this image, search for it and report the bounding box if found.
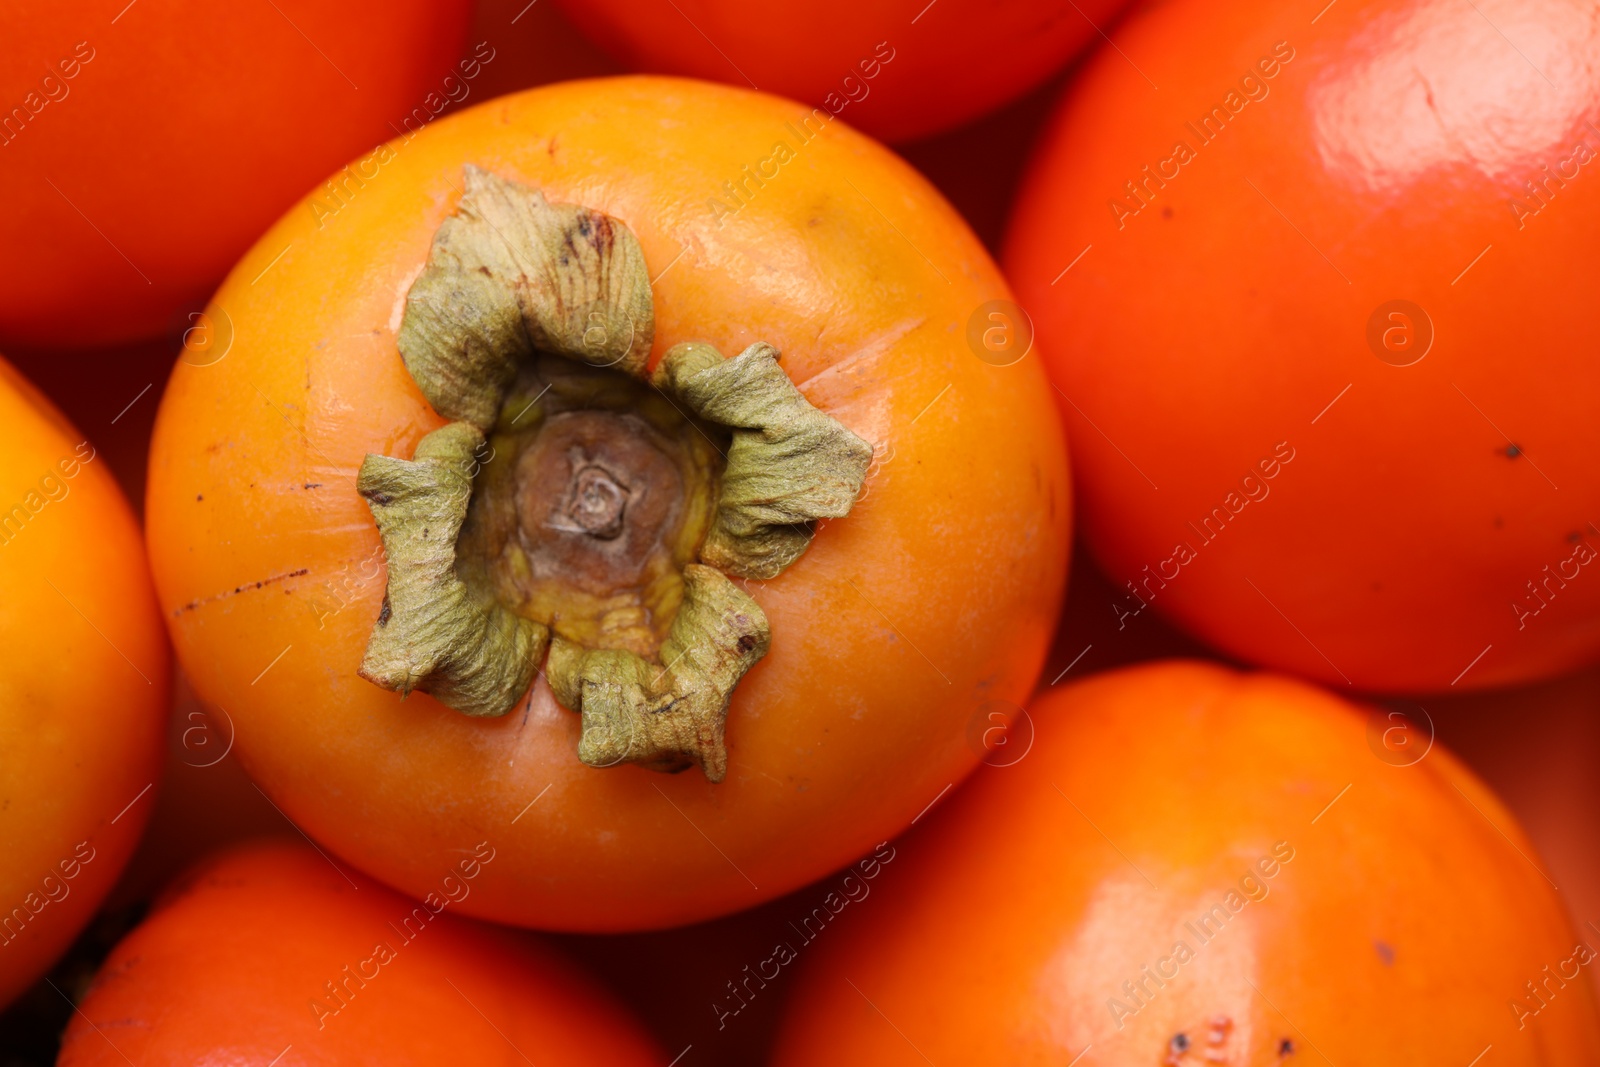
[4,0,1599,1064]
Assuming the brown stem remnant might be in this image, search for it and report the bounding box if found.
[356,166,871,781]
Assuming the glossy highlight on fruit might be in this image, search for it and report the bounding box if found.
[0,356,169,1009]
[772,660,1600,1065]
[1007,0,1600,692]
[145,76,1071,932]
[55,839,663,1066]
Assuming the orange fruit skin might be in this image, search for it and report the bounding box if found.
[145,77,1071,931]
[0,358,169,1008]
[0,0,471,350]
[551,0,1132,142]
[771,660,1600,1065]
[1006,0,1600,694]
[55,839,664,1066]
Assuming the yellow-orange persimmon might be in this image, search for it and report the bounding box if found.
[146,77,1070,931]
[773,661,1600,1065]
[0,357,169,1009]
[56,840,663,1066]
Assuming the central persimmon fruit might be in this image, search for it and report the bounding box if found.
[356,167,872,781]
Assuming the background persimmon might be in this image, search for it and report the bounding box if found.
[772,660,1600,1065]
[0,357,169,1009]
[551,0,1133,143]
[145,76,1071,932]
[1007,0,1600,693]
[1,0,472,351]
[56,839,663,1066]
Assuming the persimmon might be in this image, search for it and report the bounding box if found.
[1006,0,1600,693]
[0,357,169,1009]
[146,77,1070,930]
[772,660,1600,1065]
[550,0,1132,143]
[0,0,472,350]
[56,839,663,1065]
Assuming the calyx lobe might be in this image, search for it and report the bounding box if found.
[357,166,871,781]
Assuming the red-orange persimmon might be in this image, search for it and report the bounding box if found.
[1007,0,1600,692]
[0,0,471,350]
[552,0,1132,142]
[56,840,663,1066]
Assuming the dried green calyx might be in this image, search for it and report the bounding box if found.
[356,166,872,781]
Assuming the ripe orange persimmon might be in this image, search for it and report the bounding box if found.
[0,357,169,1009]
[56,839,663,1065]
[772,660,1600,1065]
[1006,0,1600,693]
[1,0,471,350]
[551,0,1132,143]
[146,77,1070,931]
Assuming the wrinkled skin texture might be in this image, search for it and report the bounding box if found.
[551,0,1132,142]
[0,358,168,1009]
[772,660,1600,1065]
[146,77,1071,931]
[1007,0,1600,693]
[0,0,470,350]
[56,840,663,1066]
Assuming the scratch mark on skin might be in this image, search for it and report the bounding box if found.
[794,317,925,392]
[173,569,310,615]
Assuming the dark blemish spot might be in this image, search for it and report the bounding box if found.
[303,483,322,490]
[377,597,392,626]
[1494,516,1505,529]
[1161,206,1174,219]
[807,216,821,227]
[1279,1037,1295,1055]
[196,494,203,501]
[422,528,430,537]
[1569,530,1583,543]
[366,491,394,506]
[737,635,757,653]
[577,218,591,238]
[1375,940,1395,966]
[172,568,309,615]
[1170,1033,1190,1053]
[478,265,492,276]
[1505,443,1522,458]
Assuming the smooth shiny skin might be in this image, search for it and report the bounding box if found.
[1007,0,1600,693]
[146,77,1071,931]
[551,0,1132,143]
[0,358,169,1009]
[772,661,1600,1065]
[56,840,663,1066]
[0,0,470,350]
